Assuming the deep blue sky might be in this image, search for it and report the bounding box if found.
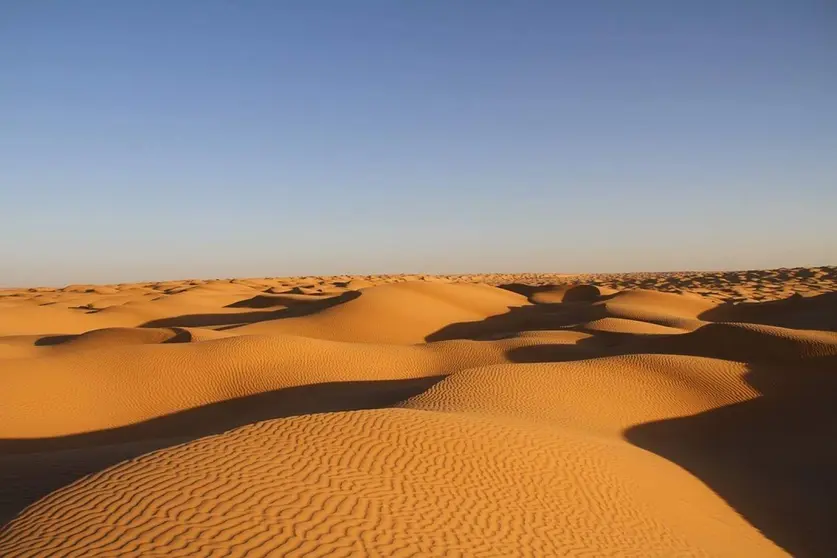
[2,1,835,286]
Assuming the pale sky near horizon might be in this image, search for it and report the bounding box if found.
[1,1,836,287]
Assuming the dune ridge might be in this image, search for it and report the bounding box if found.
[1,266,835,556]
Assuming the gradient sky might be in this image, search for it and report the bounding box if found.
[2,1,835,286]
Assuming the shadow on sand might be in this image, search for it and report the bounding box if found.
[625,356,837,558]
[424,288,837,557]
[699,291,837,332]
[0,376,443,526]
[35,327,197,346]
[426,285,610,342]
[138,290,360,330]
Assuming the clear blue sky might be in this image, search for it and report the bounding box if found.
[2,1,835,286]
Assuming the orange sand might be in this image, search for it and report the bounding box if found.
[0,266,835,556]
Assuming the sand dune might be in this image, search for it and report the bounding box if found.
[0,266,835,556]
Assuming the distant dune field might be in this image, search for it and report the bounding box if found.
[1,266,835,556]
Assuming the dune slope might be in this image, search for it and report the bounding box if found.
[1,266,835,556]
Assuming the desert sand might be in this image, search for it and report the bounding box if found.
[0,266,835,557]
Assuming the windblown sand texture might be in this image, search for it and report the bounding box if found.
[1,266,835,556]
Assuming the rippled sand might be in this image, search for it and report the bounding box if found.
[1,266,835,556]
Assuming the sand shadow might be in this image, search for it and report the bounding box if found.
[505,319,832,365]
[427,286,610,342]
[699,291,837,332]
[498,283,610,303]
[139,290,360,329]
[426,303,608,342]
[426,284,837,554]
[225,293,338,309]
[471,287,837,365]
[497,283,557,298]
[625,356,837,557]
[33,334,76,346]
[0,375,443,527]
[34,327,195,347]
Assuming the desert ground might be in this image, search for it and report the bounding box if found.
[1,265,835,557]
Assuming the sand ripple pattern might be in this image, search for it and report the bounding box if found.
[0,409,783,557]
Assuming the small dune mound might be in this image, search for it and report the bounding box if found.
[501,282,606,303]
[225,293,293,308]
[60,284,98,294]
[262,286,285,294]
[37,326,230,348]
[185,281,253,294]
[401,355,760,434]
[582,317,686,335]
[87,286,119,295]
[344,278,373,290]
[226,292,341,309]
[530,283,604,303]
[604,288,719,318]
[278,285,325,295]
[39,327,184,349]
